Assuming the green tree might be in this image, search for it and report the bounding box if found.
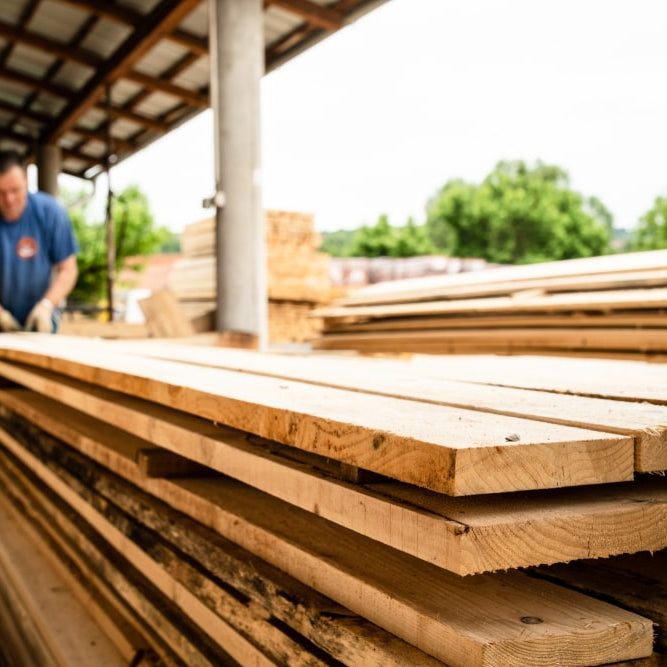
[628,194,667,250]
[348,214,435,258]
[349,214,398,257]
[394,217,436,256]
[319,228,357,257]
[425,160,613,264]
[65,184,177,305]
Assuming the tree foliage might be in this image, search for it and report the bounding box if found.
[628,195,667,250]
[319,228,357,257]
[425,160,613,264]
[65,184,179,304]
[348,214,435,258]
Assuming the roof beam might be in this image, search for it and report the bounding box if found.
[265,0,343,31]
[123,71,207,109]
[0,19,103,69]
[43,0,202,143]
[56,0,208,54]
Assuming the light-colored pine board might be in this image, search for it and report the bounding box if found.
[532,550,667,652]
[105,341,667,473]
[59,320,150,338]
[321,312,667,333]
[138,289,195,338]
[337,250,667,306]
[0,490,127,667]
[3,387,665,576]
[315,286,667,320]
[0,336,634,495]
[312,327,667,354]
[408,353,667,406]
[0,423,654,667]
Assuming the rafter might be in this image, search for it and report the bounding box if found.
[43,0,202,142]
[265,0,343,31]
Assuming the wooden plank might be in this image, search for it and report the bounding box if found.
[136,447,213,478]
[0,422,654,667]
[0,446,329,667]
[315,286,667,321]
[532,550,667,653]
[0,335,634,495]
[0,487,160,666]
[59,320,150,338]
[103,341,667,473]
[0,402,444,666]
[2,388,666,576]
[0,455,230,667]
[321,311,667,333]
[337,250,667,306]
[0,490,127,667]
[0,443,268,667]
[408,353,667,407]
[138,289,195,338]
[311,327,667,354]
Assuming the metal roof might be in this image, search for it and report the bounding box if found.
[0,0,388,180]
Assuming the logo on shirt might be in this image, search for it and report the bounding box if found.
[16,237,38,259]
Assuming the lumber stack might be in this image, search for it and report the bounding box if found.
[312,249,667,358]
[0,334,665,664]
[171,211,331,343]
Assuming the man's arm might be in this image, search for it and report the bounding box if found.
[43,254,78,307]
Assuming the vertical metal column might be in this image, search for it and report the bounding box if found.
[208,0,267,348]
[36,144,61,196]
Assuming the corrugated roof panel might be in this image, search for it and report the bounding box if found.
[79,18,134,60]
[7,43,55,79]
[118,0,161,13]
[79,138,107,159]
[0,80,31,107]
[133,40,190,78]
[50,61,96,92]
[2,0,25,25]
[13,115,42,136]
[178,3,208,38]
[111,117,143,141]
[30,92,67,117]
[133,91,182,118]
[109,79,145,107]
[76,108,107,132]
[173,56,210,92]
[27,0,91,45]
[59,131,84,150]
[264,6,305,44]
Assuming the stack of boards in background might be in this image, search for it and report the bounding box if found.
[0,334,665,665]
[171,211,332,343]
[313,249,667,359]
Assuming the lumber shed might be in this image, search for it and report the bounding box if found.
[0,0,388,346]
[1,2,667,667]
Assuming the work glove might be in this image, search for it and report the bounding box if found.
[0,307,22,332]
[25,298,54,333]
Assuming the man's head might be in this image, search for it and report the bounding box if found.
[0,150,29,222]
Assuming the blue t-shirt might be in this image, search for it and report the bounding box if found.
[0,192,78,325]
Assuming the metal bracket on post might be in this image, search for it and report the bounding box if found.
[202,191,226,209]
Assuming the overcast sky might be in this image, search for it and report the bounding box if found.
[69,0,667,234]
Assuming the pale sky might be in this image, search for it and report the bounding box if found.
[66,0,667,234]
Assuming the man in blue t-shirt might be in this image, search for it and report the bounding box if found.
[0,149,78,333]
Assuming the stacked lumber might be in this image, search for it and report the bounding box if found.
[312,249,667,358]
[172,211,332,342]
[0,335,665,664]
